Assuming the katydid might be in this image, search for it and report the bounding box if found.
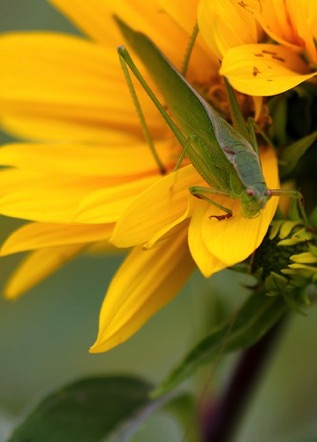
[115,18,305,221]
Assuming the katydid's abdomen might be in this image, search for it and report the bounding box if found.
[116,18,272,218]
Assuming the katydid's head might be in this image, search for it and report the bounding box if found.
[241,186,272,218]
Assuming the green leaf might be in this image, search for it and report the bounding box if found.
[280,130,317,178]
[8,375,166,442]
[154,293,287,396]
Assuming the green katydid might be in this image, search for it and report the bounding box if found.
[115,18,305,221]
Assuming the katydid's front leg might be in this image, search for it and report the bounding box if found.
[189,186,233,220]
[173,133,233,219]
[173,134,206,172]
[172,133,232,218]
[270,188,309,225]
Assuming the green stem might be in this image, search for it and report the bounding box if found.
[201,318,286,442]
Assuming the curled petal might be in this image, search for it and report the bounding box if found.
[188,202,227,277]
[200,196,277,265]
[221,44,316,96]
[191,147,279,269]
[246,0,317,64]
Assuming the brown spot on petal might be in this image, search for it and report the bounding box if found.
[238,1,248,8]
[272,55,285,62]
[253,66,261,77]
[262,49,277,55]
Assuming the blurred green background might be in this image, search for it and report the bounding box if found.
[1,2,317,441]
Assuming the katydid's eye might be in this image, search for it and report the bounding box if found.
[246,188,255,196]
[266,189,272,196]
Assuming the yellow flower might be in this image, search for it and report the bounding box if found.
[0,0,278,352]
[198,0,317,96]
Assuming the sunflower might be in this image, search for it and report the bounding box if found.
[0,0,279,353]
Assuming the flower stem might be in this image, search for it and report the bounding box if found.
[201,318,286,442]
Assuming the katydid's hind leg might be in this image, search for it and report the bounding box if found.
[270,188,309,225]
[118,46,189,172]
[181,21,199,77]
[174,134,199,172]
[189,185,233,220]
[118,48,166,175]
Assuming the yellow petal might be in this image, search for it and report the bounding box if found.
[4,244,85,299]
[51,0,217,83]
[0,141,171,180]
[0,169,96,222]
[155,0,218,82]
[50,1,183,63]
[294,0,317,64]
[0,33,164,141]
[0,163,125,223]
[143,212,191,250]
[157,0,199,36]
[49,0,122,47]
[221,43,316,96]
[198,0,260,59]
[247,0,317,63]
[0,222,113,256]
[75,176,160,224]
[90,228,194,353]
[0,141,169,222]
[114,0,188,68]
[111,165,205,247]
